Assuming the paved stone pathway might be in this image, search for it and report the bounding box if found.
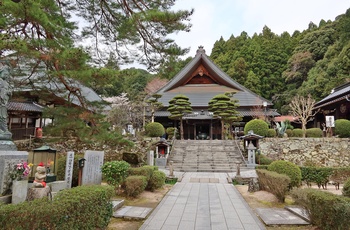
[140,172,266,230]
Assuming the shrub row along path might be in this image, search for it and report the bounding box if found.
[140,172,266,230]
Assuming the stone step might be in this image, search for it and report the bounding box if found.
[112,200,125,211]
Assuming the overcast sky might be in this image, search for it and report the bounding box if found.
[169,0,350,57]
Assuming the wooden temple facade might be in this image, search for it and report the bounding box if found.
[152,46,279,140]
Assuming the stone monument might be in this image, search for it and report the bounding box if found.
[0,62,17,150]
[81,150,104,185]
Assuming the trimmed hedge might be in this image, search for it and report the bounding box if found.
[145,122,165,137]
[291,188,350,230]
[343,178,350,197]
[256,169,290,202]
[266,129,276,137]
[268,160,302,188]
[292,128,303,137]
[300,166,333,189]
[244,119,269,136]
[285,129,293,137]
[128,165,155,181]
[256,153,273,165]
[306,128,323,137]
[0,185,114,229]
[125,175,148,197]
[147,170,166,191]
[335,119,350,137]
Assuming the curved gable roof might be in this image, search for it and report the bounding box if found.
[155,46,272,108]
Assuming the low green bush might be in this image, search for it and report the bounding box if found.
[266,129,276,137]
[101,160,130,186]
[306,128,323,137]
[147,170,166,191]
[300,167,333,189]
[56,154,84,188]
[334,119,350,137]
[292,128,303,137]
[128,165,155,181]
[125,175,148,197]
[268,160,302,188]
[256,153,273,165]
[256,169,290,202]
[343,178,350,197]
[145,122,165,137]
[291,188,350,230]
[0,185,114,229]
[285,129,293,137]
[244,119,269,136]
[255,165,268,170]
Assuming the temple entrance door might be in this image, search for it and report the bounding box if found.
[196,124,210,140]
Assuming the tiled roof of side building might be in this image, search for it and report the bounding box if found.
[7,101,44,112]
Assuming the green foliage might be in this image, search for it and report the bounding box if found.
[266,129,277,137]
[306,128,323,137]
[166,127,177,139]
[291,188,350,230]
[256,153,274,165]
[268,160,302,188]
[147,170,166,191]
[56,154,84,188]
[0,185,114,229]
[101,161,130,186]
[343,178,350,197]
[275,121,287,137]
[167,94,192,140]
[256,169,291,202]
[335,119,350,137]
[299,167,333,188]
[244,119,269,136]
[208,93,241,139]
[285,129,293,137]
[128,166,155,181]
[292,128,303,137]
[125,175,148,197]
[145,122,165,137]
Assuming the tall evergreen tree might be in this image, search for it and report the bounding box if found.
[167,94,192,140]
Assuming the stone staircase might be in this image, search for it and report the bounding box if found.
[168,140,245,172]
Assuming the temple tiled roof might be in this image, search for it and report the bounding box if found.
[154,46,274,110]
[7,101,44,112]
[314,82,350,109]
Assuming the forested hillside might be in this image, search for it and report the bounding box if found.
[209,8,350,114]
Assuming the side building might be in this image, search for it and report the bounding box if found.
[150,46,279,140]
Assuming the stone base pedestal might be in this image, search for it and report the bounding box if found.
[12,180,28,204]
[27,186,51,201]
[0,140,17,151]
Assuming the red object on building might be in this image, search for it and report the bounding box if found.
[35,128,43,138]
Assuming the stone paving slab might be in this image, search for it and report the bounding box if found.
[256,208,310,225]
[113,206,153,220]
[140,172,266,230]
[284,206,310,222]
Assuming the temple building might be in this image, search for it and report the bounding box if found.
[151,46,279,139]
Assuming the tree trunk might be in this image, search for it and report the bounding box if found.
[221,120,225,140]
[180,118,184,140]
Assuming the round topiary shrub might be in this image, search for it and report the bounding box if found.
[335,119,350,137]
[145,122,165,137]
[266,129,276,137]
[306,128,323,137]
[147,170,166,191]
[292,128,303,137]
[244,119,269,136]
[125,175,148,197]
[285,129,293,137]
[268,160,302,188]
[342,178,350,197]
[101,160,130,186]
